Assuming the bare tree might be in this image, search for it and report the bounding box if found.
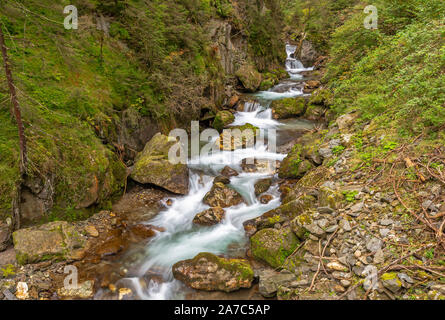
[0,24,27,174]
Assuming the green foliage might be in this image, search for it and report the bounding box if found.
[0,264,16,278]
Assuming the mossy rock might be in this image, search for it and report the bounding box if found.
[218,123,260,151]
[203,182,245,208]
[271,97,306,119]
[235,64,262,92]
[172,252,254,292]
[318,186,344,209]
[295,166,332,189]
[279,144,314,179]
[131,133,189,194]
[213,111,235,132]
[250,227,299,268]
[304,104,326,121]
[308,88,333,106]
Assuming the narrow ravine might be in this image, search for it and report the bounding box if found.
[106,45,316,300]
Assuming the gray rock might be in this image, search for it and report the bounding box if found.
[379,228,390,237]
[317,207,334,214]
[319,147,333,159]
[339,219,352,232]
[258,270,296,298]
[398,273,414,288]
[379,218,394,226]
[366,237,383,253]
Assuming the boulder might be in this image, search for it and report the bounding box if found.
[254,178,272,196]
[13,221,87,265]
[235,64,262,92]
[299,40,318,67]
[218,123,259,151]
[250,227,299,268]
[291,210,325,239]
[213,175,231,185]
[203,183,245,208]
[336,112,359,133]
[172,252,254,292]
[213,111,235,132]
[193,207,225,226]
[259,270,297,298]
[131,133,189,194]
[271,97,306,119]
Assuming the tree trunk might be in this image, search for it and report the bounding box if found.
[0,25,27,174]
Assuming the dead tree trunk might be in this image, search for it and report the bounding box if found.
[0,25,27,174]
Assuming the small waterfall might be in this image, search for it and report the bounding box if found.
[285,43,313,79]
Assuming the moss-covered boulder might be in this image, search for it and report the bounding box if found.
[131,133,189,194]
[235,64,262,92]
[254,178,272,196]
[13,221,86,265]
[193,207,225,226]
[304,104,326,121]
[318,187,344,209]
[250,227,299,268]
[271,97,306,119]
[213,111,235,132]
[203,182,245,208]
[172,252,254,292]
[278,144,314,179]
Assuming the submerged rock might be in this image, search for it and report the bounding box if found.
[131,133,189,194]
[203,182,245,208]
[193,207,226,226]
[172,252,254,292]
[250,227,299,268]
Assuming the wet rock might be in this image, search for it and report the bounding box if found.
[172,252,254,292]
[254,178,272,196]
[279,144,314,179]
[271,97,306,119]
[228,95,240,108]
[131,133,189,194]
[13,221,86,265]
[130,224,157,239]
[57,280,95,299]
[218,124,259,151]
[203,182,245,208]
[221,166,239,177]
[259,194,273,204]
[241,158,278,174]
[235,64,262,92]
[250,227,299,268]
[213,110,235,132]
[213,175,231,185]
[193,207,226,226]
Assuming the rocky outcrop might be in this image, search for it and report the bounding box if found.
[172,252,254,292]
[250,227,299,268]
[271,97,306,119]
[203,182,244,208]
[298,40,319,67]
[131,133,189,194]
[193,207,225,226]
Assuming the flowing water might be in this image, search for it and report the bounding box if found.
[109,45,315,300]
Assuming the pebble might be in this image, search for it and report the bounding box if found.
[379,218,393,226]
[339,219,352,231]
[354,250,362,258]
[318,207,334,214]
[379,228,390,237]
[327,261,349,272]
[340,280,351,287]
[85,225,99,237]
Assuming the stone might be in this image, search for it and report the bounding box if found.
[339,219,352,232]
[131,133,189,194]
[366,237,383,253]
[172,252,254,292]
[221,166,239,177]
[291,211,325,238]
[118,288,133,300]
[340,280,351,287]
[327,261,349,272]
[398,273,414,288]
[85,225,99,237]
[317,207,334,214]
[203,182,245,208]
[254,178,272,196]
[16,282,29,300]
[250,227,299,268]
[57,280,95,299]
[0,221,11,251]
[379,219,393,226]
[258,270,297,298]
[13,221,86,265]
[235,64,262,92]
[193,207,225,226]
[379,228,390,237]
[279,145,314,179]
[259,194,273,204]
[336,112,359,132]
[213,111,235,132]
[271,97,306,119]
[381,273,402,293]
